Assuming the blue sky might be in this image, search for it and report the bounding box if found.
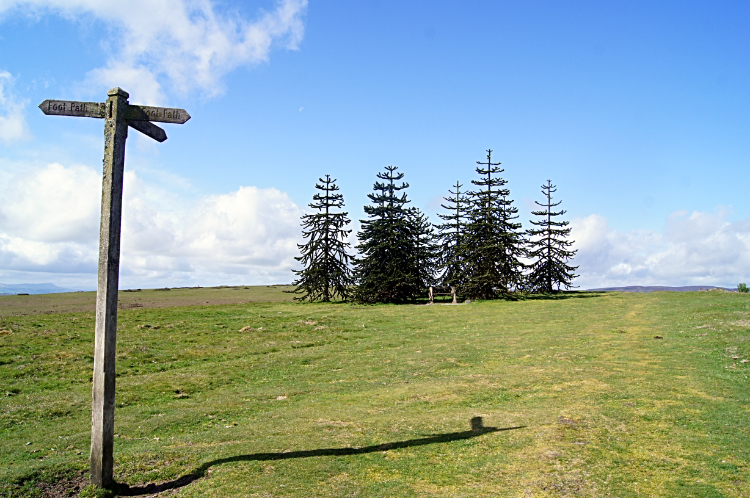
[1,0,749,290]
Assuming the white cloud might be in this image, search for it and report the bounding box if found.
[86,64,164,107]
[0,162,101,243]
[570,209,750,289]
[0,71,31,143]
[0,162,304,288]
[0,0,307,102]
[9,163,748,291]
[120,172,304,281]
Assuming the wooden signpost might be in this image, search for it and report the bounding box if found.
[39,88,190,488]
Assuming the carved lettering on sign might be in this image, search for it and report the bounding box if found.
[125,105,191,124]
[39,87,190,488]
[39,100,105,119]
[40,100,190,124]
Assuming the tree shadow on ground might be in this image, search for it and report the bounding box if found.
[524,291,607,301]
[116,417,524,496]
[426,291,608,304]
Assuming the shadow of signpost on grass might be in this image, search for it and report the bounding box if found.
[117,417,525,496]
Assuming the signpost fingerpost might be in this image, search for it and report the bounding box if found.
[39,88,190,488]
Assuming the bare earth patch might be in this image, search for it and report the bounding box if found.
[33,471,88,497]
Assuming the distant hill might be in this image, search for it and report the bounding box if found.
[588,285,734,293]
[0,283,79,295]
[0,283,737,296]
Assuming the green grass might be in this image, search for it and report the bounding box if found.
[0,284,296,317]
[1,290,749,496]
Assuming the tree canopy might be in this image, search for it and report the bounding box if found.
[290,175,354,301]
[461,150,526,299]
[354,166,435,303]
[526,179,578,292]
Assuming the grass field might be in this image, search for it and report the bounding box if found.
[0,288,748,497]
[0,285,296,317]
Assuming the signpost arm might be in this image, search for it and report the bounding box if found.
[91,87,129,488]
[38,88,189,490]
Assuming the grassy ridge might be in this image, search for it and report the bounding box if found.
[0,291,748,496]
[0,285,296,317]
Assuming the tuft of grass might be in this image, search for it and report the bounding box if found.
[78,484,114,498]
[0,463,87,497]
[0,290,749,496]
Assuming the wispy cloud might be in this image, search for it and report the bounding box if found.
[571,209,750,289]
[0,0,308,103]
[0,71,31,143]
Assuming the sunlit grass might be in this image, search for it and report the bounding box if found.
[1,290,748,496]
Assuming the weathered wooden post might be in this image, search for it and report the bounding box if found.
[90,87,128,487]
[40,88,190,488]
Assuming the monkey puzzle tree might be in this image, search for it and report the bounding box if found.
[436,181,469,288]
[407,206,440,291]
[291,175,354,301]
[495,191,527,291]
[462,149,526,299]
[526,180,578,292]
[354,165,434,303]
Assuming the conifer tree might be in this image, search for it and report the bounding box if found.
[354,166,434,303]
[407,207,440,290]
[462,150,526,299]
[496,191,527,291]
[526,180,578,292]
[436,181,469,287]
[291,175,354,301]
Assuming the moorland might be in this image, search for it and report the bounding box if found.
[0,287,748,497]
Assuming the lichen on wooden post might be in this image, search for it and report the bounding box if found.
[90,87,129,488]
[38,87,190,488]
